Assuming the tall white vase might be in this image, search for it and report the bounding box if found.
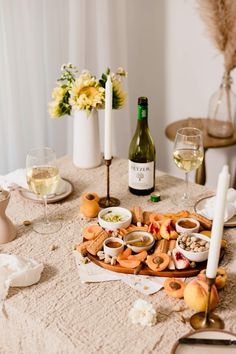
[73,109,102,168]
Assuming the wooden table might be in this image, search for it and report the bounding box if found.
[1,157,236,354]
[165,118,236,185]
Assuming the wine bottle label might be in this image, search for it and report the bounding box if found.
[128,161,154,190]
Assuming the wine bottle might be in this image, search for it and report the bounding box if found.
[128,97,156,195]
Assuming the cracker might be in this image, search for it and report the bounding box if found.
[143,211,152,225]
[155,239,169,254]
[76,240,92,256]
[168,240,176,251]
[188,212,212,230]
[87,230,109,256]
[130,206,143,224]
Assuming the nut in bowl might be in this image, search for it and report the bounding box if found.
[175,217,200,235]
[98,207,132,231]
[176,233,210,262]
[123,231,155,253]
[103,237,124,257]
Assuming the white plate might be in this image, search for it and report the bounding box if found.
[18,178,73,203]
[172,329,236,354]
[194,196,236,227]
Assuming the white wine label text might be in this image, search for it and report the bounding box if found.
[128,161,154,190]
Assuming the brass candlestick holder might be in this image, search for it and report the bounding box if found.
[190,277,224,330]
[99,159,120,208]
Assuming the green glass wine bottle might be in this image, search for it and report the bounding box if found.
[128,97,156,195]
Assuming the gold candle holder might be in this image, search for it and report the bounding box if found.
[99,159,120,208]
[190,277,224,330]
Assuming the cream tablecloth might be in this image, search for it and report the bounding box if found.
[0,157,236,354]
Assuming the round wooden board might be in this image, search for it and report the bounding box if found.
[87,253,207,278]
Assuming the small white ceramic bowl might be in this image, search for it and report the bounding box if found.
[103,237,124,257]
[176,233,210,262]
[175,217,200,235]
[123,231,155,253]
[98,207,132,231]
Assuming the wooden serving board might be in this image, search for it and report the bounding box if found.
[87,253,207,278]
[87,249,225,278]
[85,210,224,278]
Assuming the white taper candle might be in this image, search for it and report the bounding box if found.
[104,75,112,160]
[206,165,230,279]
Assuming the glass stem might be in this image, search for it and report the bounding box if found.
[43,195,49,224]
[184,172,189,200]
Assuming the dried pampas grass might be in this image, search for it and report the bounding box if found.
[198,0,236,73]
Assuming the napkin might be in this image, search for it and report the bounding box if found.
[0,169,28,190]
[0,168,67,195]
[198,188,236,222]
[0,254,44,300]
[73,252,167,295]
[74,252,120,282]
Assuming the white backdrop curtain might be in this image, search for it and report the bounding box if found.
[0,0,235,186]
[0,0,161,175]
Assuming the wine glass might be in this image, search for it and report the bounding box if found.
[26,147,61,234]
[172,127,204,207]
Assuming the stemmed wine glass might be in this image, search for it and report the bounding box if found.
[172,127,204,207]
[26,147,61,234]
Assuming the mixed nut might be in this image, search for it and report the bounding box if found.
[178,234,209,253]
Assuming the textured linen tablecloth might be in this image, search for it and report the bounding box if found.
[0,157,236,354]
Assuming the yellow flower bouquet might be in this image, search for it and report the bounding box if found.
[49,64,127,117]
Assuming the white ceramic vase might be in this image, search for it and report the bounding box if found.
[73,109,102,168]
[0,191,16,244]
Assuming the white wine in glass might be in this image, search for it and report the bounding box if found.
[26,147,61,234]
[173,128,204,207]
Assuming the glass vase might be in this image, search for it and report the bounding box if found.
[207,73,236,138]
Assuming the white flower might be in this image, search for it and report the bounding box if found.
[116,67,128,77]
[128,299,157,326]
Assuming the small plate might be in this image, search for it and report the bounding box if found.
[194,196,236,227]
[171,329,236,354]
[18,178,73,204]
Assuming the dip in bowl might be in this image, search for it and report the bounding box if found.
[123,231,154,253]
[175,217,200,235]
[103,237,124,257]
[98,207,132,231]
